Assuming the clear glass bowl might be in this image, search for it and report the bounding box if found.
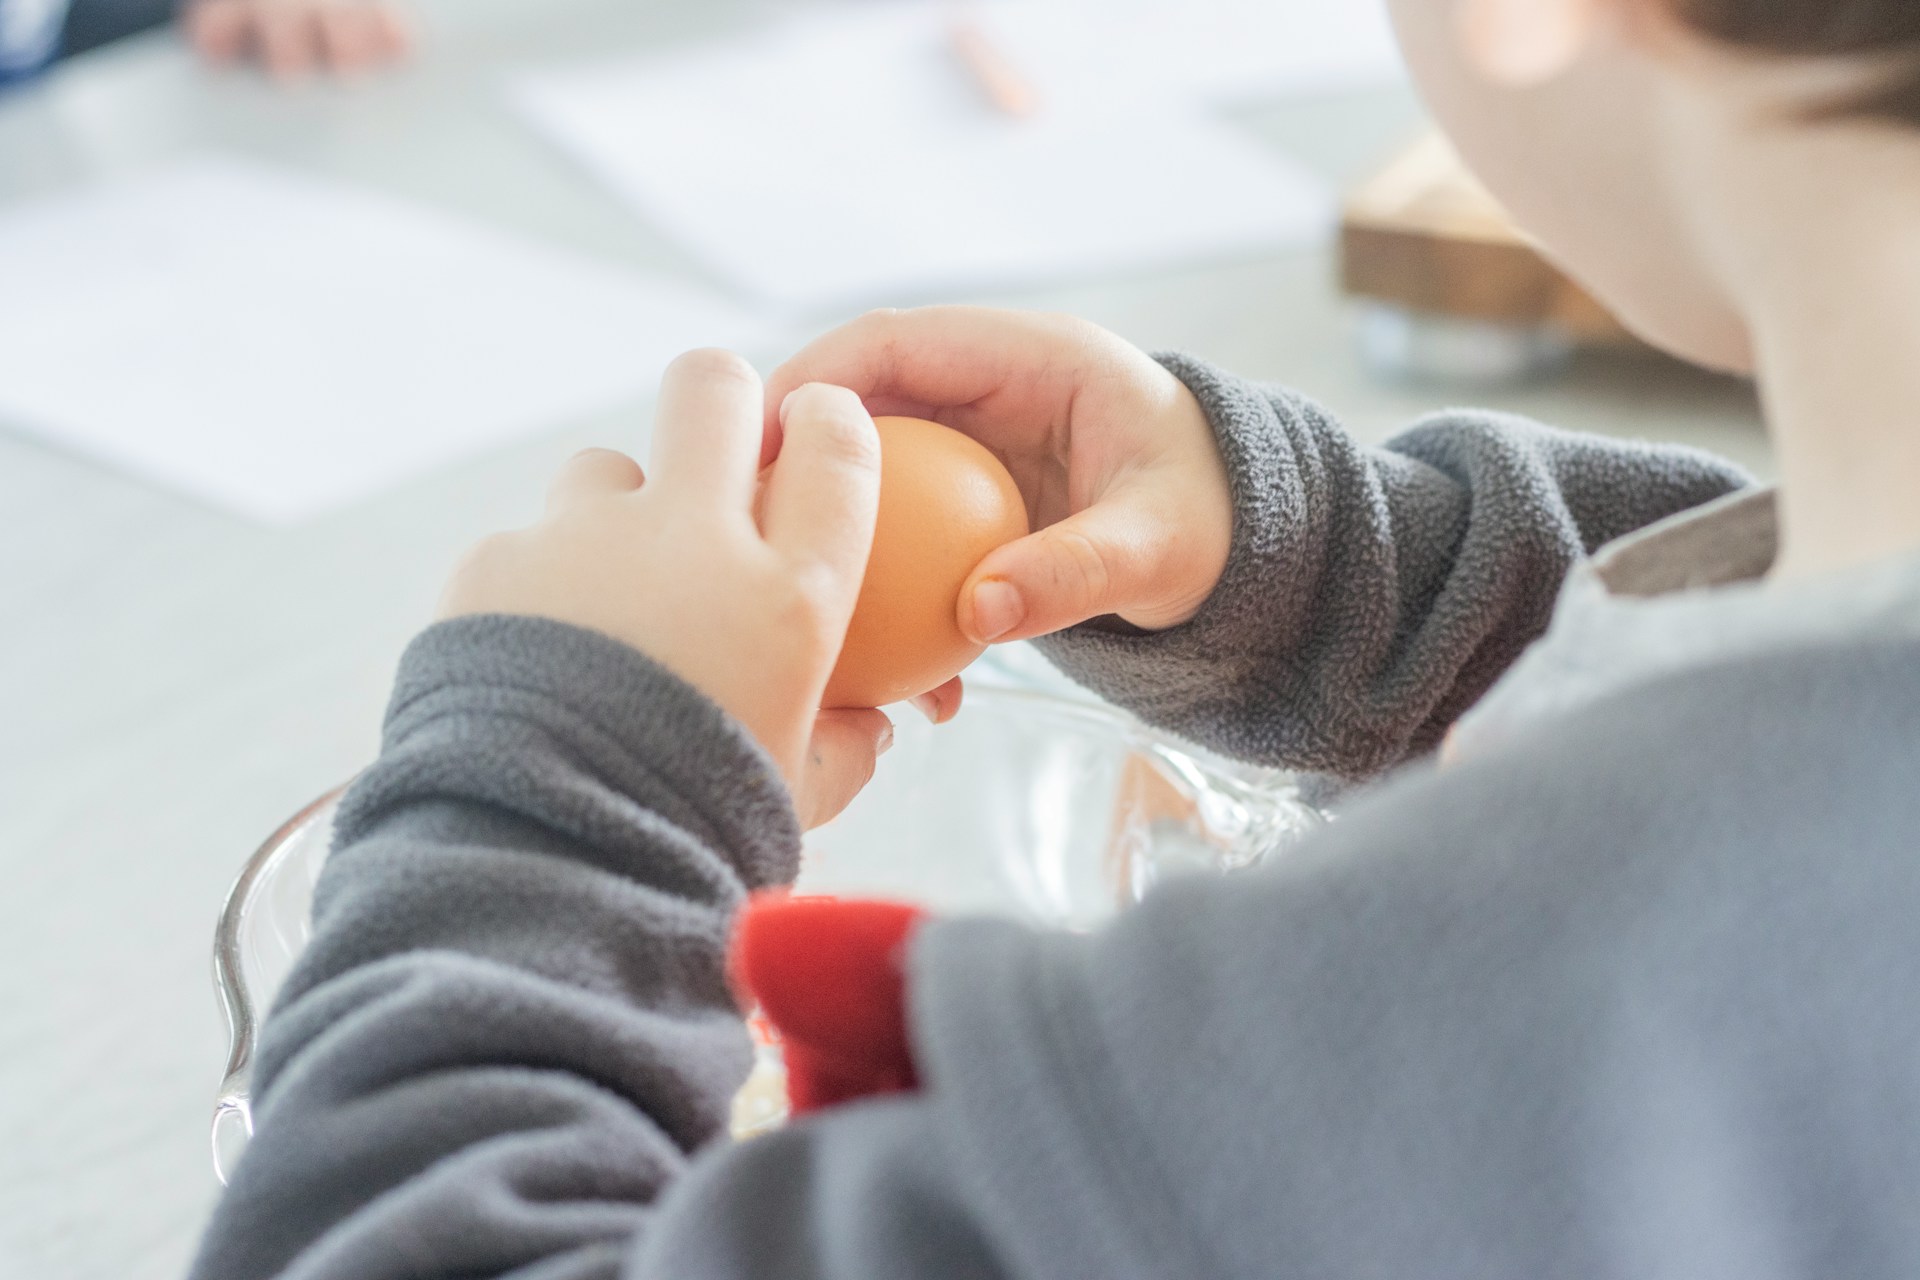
[211,684,1326,1182]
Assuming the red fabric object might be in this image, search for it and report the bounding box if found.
[729,894,928,1115]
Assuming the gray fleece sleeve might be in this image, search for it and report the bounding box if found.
[186,615,807,1280]
[1034,355,1753,778]
[187,611,1920,1280]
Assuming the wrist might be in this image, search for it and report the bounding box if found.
[1119,375,1234,631]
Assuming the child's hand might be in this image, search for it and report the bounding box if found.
[439,351,891,830]
[767,307,1233,647]
[184,0,413,79]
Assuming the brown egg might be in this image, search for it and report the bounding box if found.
[823,417,1030,708]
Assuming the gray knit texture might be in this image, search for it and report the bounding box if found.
[185,365,1920,1280]
[1035,354,1753,778]
[188,619,1920,1280]
[190,616,801,1280]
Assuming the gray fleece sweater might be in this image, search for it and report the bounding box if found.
[190,360,1920,1280]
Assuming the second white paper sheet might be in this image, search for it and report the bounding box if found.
[975,0,1404,110]
[513,5,1336,312]
[0,159,759,522]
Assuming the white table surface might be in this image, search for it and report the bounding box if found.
[0,5,1772,1275]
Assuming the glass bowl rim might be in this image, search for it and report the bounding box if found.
[209,685,1291,1181]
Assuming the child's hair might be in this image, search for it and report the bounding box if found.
[1676,0,1920,124]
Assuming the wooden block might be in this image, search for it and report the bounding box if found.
[1340,133,1636,344]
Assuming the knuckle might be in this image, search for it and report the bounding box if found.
[1048,526,1113,608]
[461,530,510,564]
[667,347,758,388]
[1038,308,1081,333]
[803,400,882,470]
[1040,309,1097,342]
[789,570,840,621]
[564,446,629,477]
[798,380,866,414]
[855,308,909,367]
[780,570,850,640]
[445,531,520,596]
[1040,310,1126,364]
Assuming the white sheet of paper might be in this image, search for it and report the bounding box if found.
[512,5,1337,312]
[970,0,1404,110]
[0,159,760,522]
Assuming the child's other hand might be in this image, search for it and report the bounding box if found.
[184,0,413,80]
[767,307,1232,646]
[439,351,890,831]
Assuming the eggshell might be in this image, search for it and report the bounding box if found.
[823,416,1029,708]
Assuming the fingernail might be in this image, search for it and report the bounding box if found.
[778,387,802,426]
[968,579,1025,643]
[876,722,895,755]
[910,694,939,723]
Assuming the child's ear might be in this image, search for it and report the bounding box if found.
[1454,0,1611,87]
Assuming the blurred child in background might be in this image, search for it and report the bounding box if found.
[0,0,409,87]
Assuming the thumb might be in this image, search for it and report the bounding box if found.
[959,488,1176,644]
[796,709,894,831]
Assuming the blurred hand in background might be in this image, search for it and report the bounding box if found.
[183,0,412,79]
